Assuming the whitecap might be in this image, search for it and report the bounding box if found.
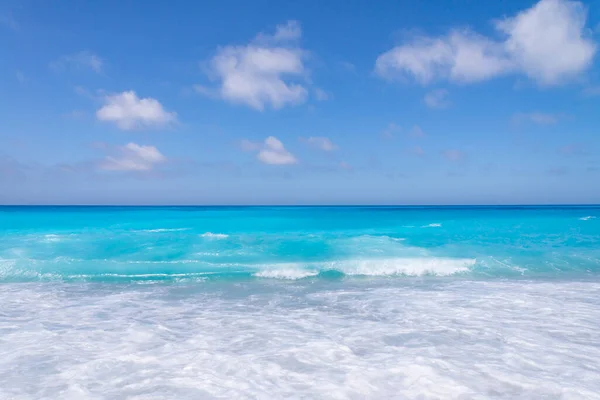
[200,232,229,239]
[422,223,442,228]
[43,234,61,242]
[579,216,596,221]
[140,228,190,233]
[324,257,475,277]
[254,268,319,280]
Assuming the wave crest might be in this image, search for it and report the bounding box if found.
[254,268,319,280]
[326,257,474,277]
[200,232,229,239]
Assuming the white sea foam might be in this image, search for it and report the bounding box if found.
[422,223,442,228]
[580,216,597,221]
[2,280,600,399]
[200,232,229,239]
[253,257,474,279]
[325,257,475,276]
[141,228,190,233]
[41,234,64,242]
[254,268,319,280]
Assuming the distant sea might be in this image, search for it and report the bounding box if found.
[1,206,600,398]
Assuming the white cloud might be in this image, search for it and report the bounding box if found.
[375,0,596,86]
[200,21,308,110]
[302,136,338,151]
[242,136,297,165]
[424,89,450,109]
[375,30,509,84]
[100,143,167,171]
[258,20,302,43]
[15,70,25,83]
[51,51,104,74]
[497,0,596,85]
[258,137,297,165]
[96,91,177,130]
[512,112,561,125]
[314,88,329,101]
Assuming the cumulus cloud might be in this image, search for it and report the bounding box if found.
[424,89,450,109]
[375,0,596,86]
[242,137,297,165]
[100,143,167,171]
[258,137,297,164]
[302,136,338,151]
[96,91,177,130]
[51,51,104,73]
[200,21,308,110]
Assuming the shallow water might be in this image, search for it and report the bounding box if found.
[1,206,600,398]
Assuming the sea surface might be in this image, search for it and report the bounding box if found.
[1,206,600,399]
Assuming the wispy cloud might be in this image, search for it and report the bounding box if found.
[100,143,167,172]
[424,89,450,109]
[512,112,563,125]
[583,85,600,96]
[15,70,25,83]
[548,166,569,175]
[339,161,353,171]
[50,51,104,74]
[0,12,18,31]
[375,0,597,86]
[559,143,589,155]
[301,136,338,151]
[381,123,400,138]
[413,146,425,156]
[442,149,466,162]
[340,61,357,73]
[62,110,87,120]
[96,91,177,130]
[409,125,426,137]
[238,139,262,152]
[314,88,329,101]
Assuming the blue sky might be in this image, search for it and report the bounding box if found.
[1,0,600,205]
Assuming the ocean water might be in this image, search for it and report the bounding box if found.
[1,206,600,399]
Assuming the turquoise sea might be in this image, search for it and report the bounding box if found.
[1,206,600,398]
